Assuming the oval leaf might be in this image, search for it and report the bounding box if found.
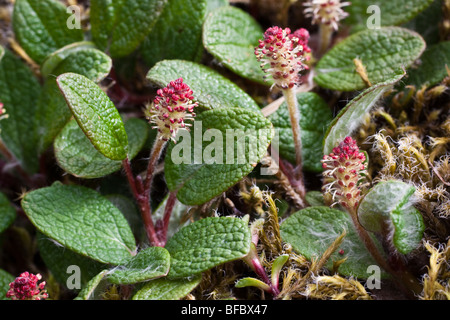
[323,72,405,155]
[165,107,273,205]
[315,27,425,91]
[358,180,425,254]
[89,0,120,51]
[37,45,113,153]
[54,118,148,179]
[107,247,170,285]
[146,59,261,112]
[406,41,450,87]
[165,217,251,278]
[21,183,137,264]
[141,0,207,67]
[280,206,387,279]
[13,0,84,64]
[269,92,333,172]
[203,5,267,84]
[346,0,434,28]
[109,0,167,58]
[57,73,128,160]
[0,48,41,173]
[132,274,202,300]
[37,234,106,292]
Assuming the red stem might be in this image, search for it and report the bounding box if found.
[158,191,178,246]
[122,158,162,247]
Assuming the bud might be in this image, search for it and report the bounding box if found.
[6,272,49,300]
[289,28,312,61]
[254,26,309,89]
[145,78,198,142]
[304,0,350,31]
[321,136,367,209]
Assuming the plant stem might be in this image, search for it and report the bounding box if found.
[318,24,333,57]
[144,135,166,199]
[159,191,178,246]
[122,158,161,247]
[348,208,391,273]
[348,207,423,297]
[243,244,280,298]
[281,87,305,185]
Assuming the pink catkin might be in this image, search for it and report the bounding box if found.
[146,78,198,142]
[255,26,309,89]
[6,272,48,300]
[321,137,367,209]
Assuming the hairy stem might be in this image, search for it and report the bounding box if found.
[281,87,305,189]
[318,24,333,57]
[144,136,166,198]
[122,157,161,247]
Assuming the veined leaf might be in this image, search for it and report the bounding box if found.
[146,59,261,113]
[13,0,84,64]
[315,27,425,91]
[358,180,425,254]
[57,73,128,161]
[21,183,137,264]
[165,217,251,278]
[165,107,273,205]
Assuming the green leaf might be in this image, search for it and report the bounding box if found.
[74,270,109,300]
[21,183,137,264]
[165,107,273,205]
[346,0,434,28]
[56,73,128,161]
[271,254,289,286]
[141,0,207,67]
[323,72,405,155]
[314,27,425,91]
[107,247,170,285]
[235,277,270,291]
[0,269,14,300]
[54,118,148,179]
[41,42,111,82]
[37,234,107,291]
[146,60,261,113]
[0,46,4,61]
[406,41,450,87]
[37,44,113,153]
[206,0,228,13]
[0,192,16,234]
[132,274,202,300]
[109,0,167,58]
[402,0,443,45]
[0,48,41,173]
[90,0,122,51]
[165,217,251,278]
[358,180,425,254]
[280,206,387,279]
[203,6,267,85]
[104,194,143,239]
[305,191,325,207]
[12,0,84,64]
[269,92,333,172]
